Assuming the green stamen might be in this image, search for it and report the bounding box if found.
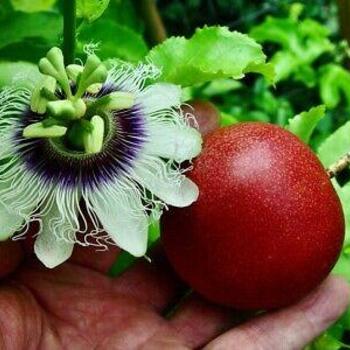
[42,117,64,127]
[83,115,105,154]
[66,120,91,151]
[24,48,121,156]
[86,83,103,94]
[31,76,56,114]
[106,91,135,111]
[66,64,83,82]
[47,99,86,120]
[23,122,67,138]
[73,99,87,119]
[47,100,76,120]
[75,55,108,99]
[39,47,72,98]
[40,87,58,101]
[87,91,135,115]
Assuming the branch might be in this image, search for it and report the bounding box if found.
[337,0,350,45]
[326,152,350,178]
[135,0,167,46]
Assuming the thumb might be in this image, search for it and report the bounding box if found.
[204,276,350,350]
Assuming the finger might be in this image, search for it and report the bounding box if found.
[203,276,350,350]
[0,285,44,349]
[0,240,23,278]
[113,246,187,312]
[70,242,120,274]
[168,293,245,349]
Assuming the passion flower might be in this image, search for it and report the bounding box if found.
[0,47,202,268]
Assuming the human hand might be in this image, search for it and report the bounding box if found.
[0,235,348,350]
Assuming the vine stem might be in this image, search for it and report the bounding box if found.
[63,0,77,65]
[327,152,350,179]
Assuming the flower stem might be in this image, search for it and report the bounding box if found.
[327,152,350,179]
[63,0,77,65]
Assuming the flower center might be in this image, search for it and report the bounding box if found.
[23,47,134,156]
[17,102,147,189]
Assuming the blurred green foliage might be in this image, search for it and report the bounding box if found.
[158,0,338,36]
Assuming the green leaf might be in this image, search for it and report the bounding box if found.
[333,182,350,246]
[294,64,317,87]
[0,12,61,50]
[78,19,148,62]
[146,26,274,87]
[250,16,333,84]
[286,105,325,144]
[317,121,350,167]
[317,123,350,248]
[250,16,331,56]
[333,253,350,283]
[340,309,350,333]
[103,0,143,32]
[220,112,238,127]
[200,79,242,97]
[0,61,42,88]
[308,333,349,350]
[77,0,110,22]
[10,0,57,12]
[250,16,296,49]
[319,64,350,109]
[109,220,160,277]
[299,18,330,39]
[307,311,350,349]
[0,39,55,63]
[269,51,296,82]
[0,0,12,22]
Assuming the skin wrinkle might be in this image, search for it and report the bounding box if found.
[0,286,42,350]
[19,283,82,350]
[25,283,95,348]
[25,276,116,333]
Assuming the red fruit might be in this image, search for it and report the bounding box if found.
[182,100,220,136]
[161,122,344,310]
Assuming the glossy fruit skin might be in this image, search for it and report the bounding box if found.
[161,122,345,310]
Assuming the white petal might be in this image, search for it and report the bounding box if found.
[107,63,160,94]
[89,184,149,257]
[34,202,75,269]
[139,83,182,114]
[0,202,24,240]
[0,178,34,241]
[133,158,199,207]
[145,124,202,162]
[35,232,74,269]
[0,161,49,237]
